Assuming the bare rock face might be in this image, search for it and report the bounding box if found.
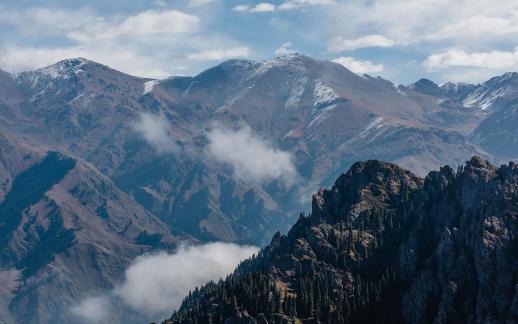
[167,157,517,324]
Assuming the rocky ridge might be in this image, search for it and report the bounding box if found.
[166,157,518,323]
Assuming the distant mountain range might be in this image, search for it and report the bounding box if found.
[0,54,517,323]
[165,157,518,323]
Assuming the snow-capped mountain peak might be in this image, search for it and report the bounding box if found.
[36,58,89,79]
[462,71,518,110]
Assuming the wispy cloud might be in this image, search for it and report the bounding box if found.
[232,4,251,12]
[233,0,334,12]
[232,3,275,12]
[327,34,395,52]
[0,6,249,78]
[253,3,276,12]
[424,13,518,41]
[332,56,383,74]
[133,112,178,153]
[115,243,258,314]
[70,242,258,323]
[187,47,251,61]
[278,0,336,11]
[187,47,251,60]
[68,10,200,42]
[188,0,219,6]
[327,1,518,46]
[206,123,298,185]
[275,42,296,55]
[0,8,200,42]
[70,296,114,323]
[423,48,518,70]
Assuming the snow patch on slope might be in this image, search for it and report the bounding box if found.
[37,58,88,79]
[308,104,337,128]
[143,80,159,95]
[313,79,338,107]
[285,75,308,110]
[338,117,387,149]
[256,54,301,75]
[357,117,385,138]
[463,86,512,110]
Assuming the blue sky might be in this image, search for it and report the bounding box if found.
[1,0,518,84]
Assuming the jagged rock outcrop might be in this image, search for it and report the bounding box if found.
[165,157,518,324]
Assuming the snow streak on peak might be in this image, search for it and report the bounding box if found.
[313,79,338,107]
[36,58,89,79]
[463,86,512,110]
[143,80,159,95]
[257,54,311,73]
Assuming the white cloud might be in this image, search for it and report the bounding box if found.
[425,14,518,41]
[71,243,258,322]
[329,1,518,45]
[332,56,383,74]
[0,7,250,78]
[188,0,218,6]
[69,10,200,42]
[423,48,518,70]
[187,47,251,60]
[206,123,298,185]
[275,42,296,55]
[115,243,258,314]
[0,44,176,78]
[279,0,336,10]
[0,8,200,42]
[0,7,99,36]
[233,0,333,12]
[153,0,167,7]
[232,5,251,12]
[327,34,395,52]
[133,112,178,153]
[232,3,276,12]
[108,10,198,37]
[70,296,114,323]
[252,3,276,12]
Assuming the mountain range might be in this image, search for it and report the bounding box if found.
[0,54,517,323]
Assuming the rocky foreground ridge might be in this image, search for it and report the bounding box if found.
[164,157,518,323]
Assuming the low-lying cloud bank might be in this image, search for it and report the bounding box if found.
[206,123,299,185]
[70,242,258,323]
[133,114,300,186]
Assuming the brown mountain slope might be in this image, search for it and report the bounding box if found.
[0,144,181,324]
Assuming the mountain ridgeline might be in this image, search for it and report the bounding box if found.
[1,55,518,322]
[165,157,518,324]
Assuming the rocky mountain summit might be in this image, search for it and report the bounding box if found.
[166,157,518,323]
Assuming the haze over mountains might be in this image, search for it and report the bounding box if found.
[0,54,517,323]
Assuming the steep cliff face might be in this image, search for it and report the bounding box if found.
[166,157,518,323]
